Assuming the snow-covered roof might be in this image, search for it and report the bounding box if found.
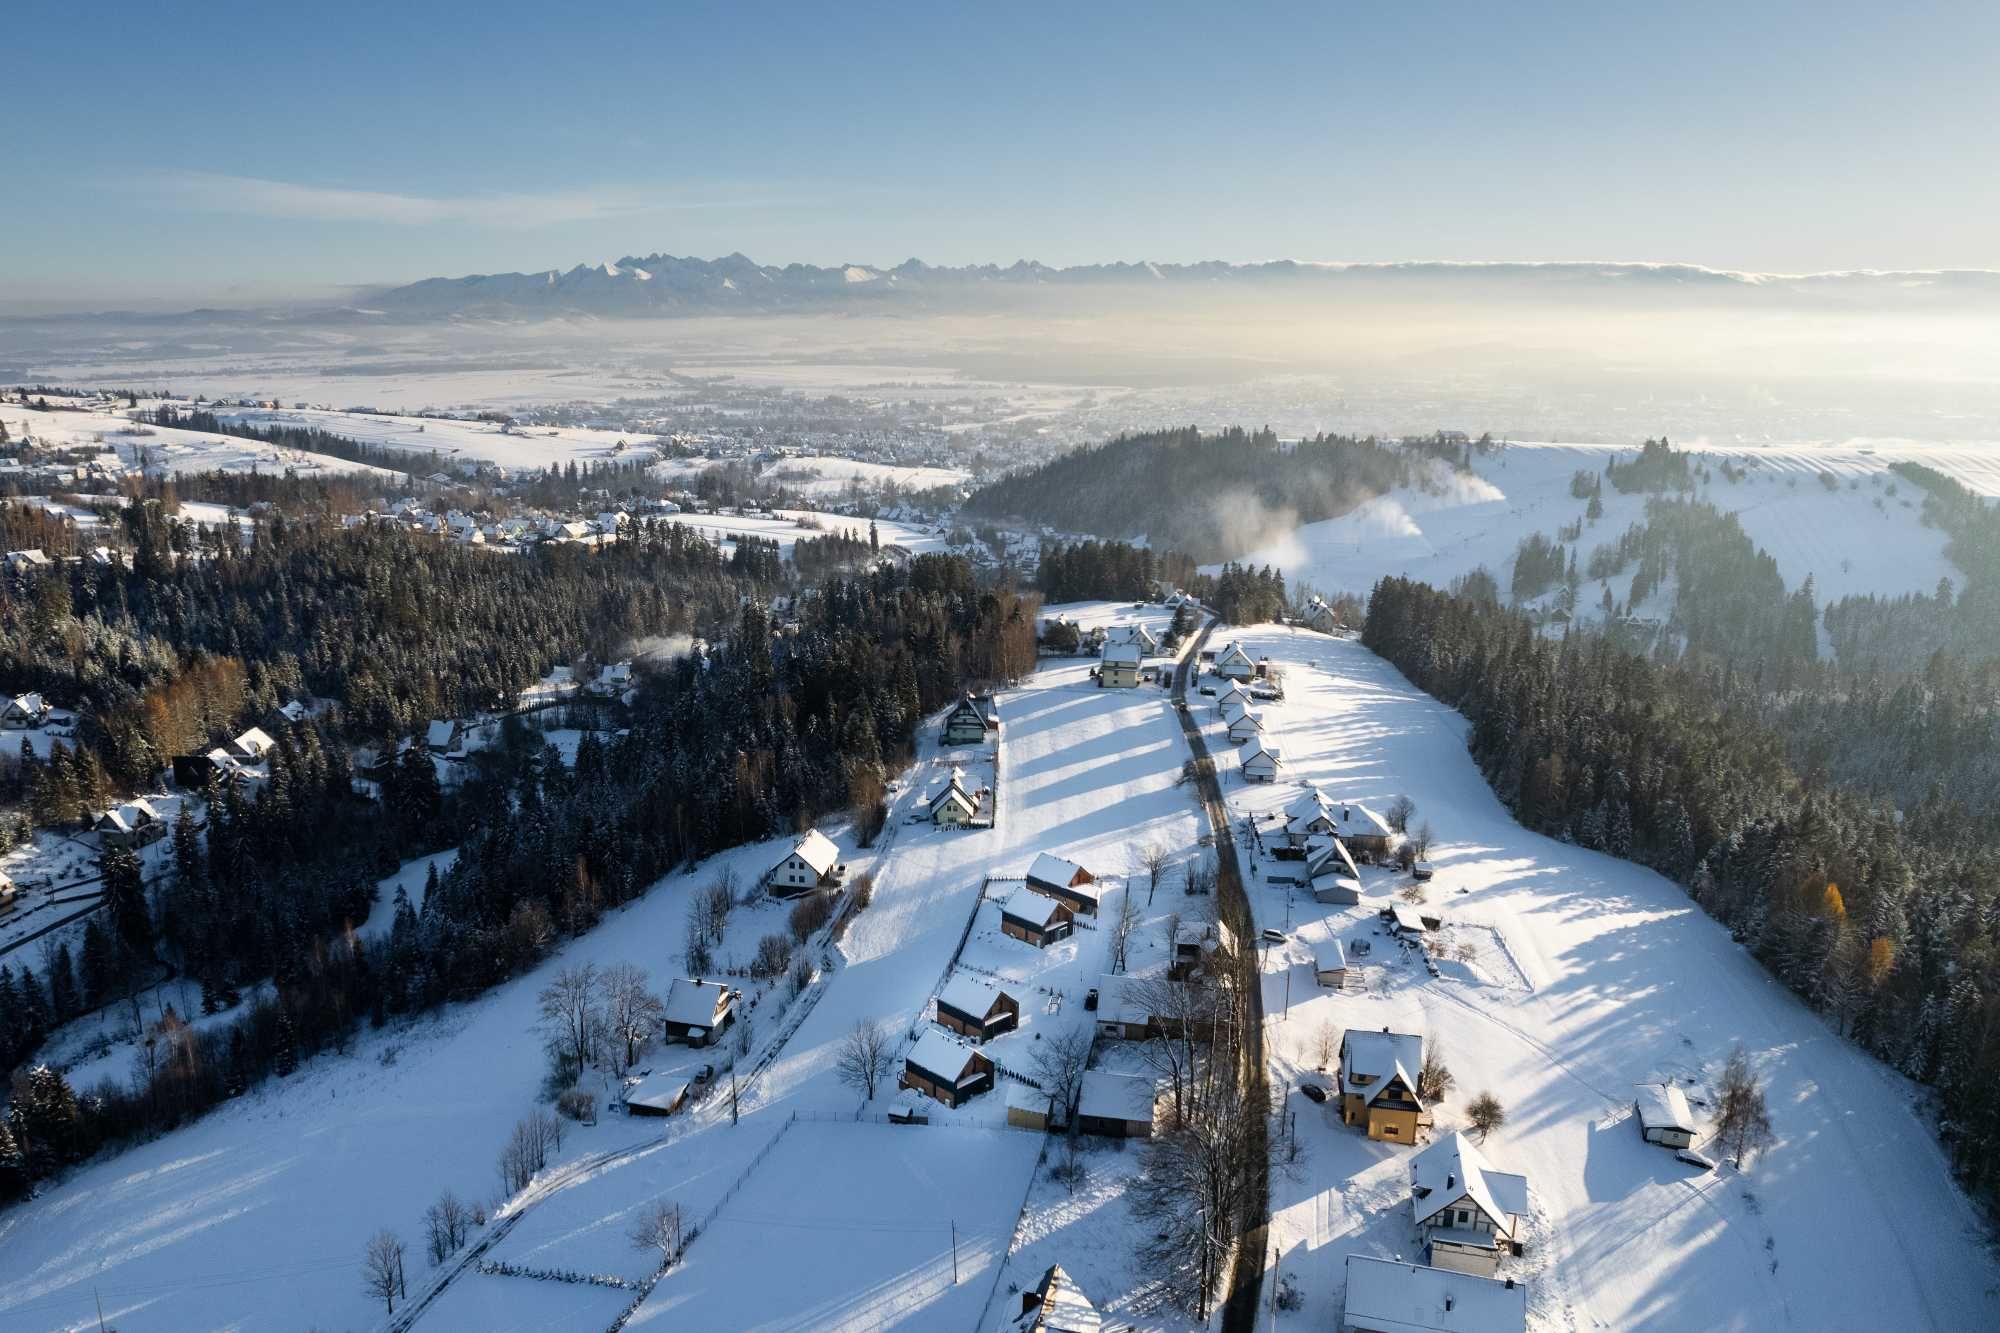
[1342,1029,1424,1104]
[1410,1132,1529,1233]
[1078,1071,1154,1125]
[1307,838,1362,884]
[1016,1263,1101,1333]
[664,978,733,1029]
[1330,801,1392,839]
[937,972,1006,1019]
[1026,852,1090,891]
[906,1029,983,1084]
[789,828,840,877]
[1391,902,1431,933]
[1314,938,1347,973]
[1100,641,1142,666]
[425,719,457,749]
[1341,1255,1525,1333]
[625,1072,691,1113]
[1228,709,1264,734]
[1238,740,1282,767]
[1001,888,1069,929]
[1635,1082,1697,1134]
[1217,642,1254,666]
[233,726,276,758]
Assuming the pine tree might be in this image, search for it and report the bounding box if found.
[273,1008,299,1076]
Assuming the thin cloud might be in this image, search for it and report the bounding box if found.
[127,170,763,228]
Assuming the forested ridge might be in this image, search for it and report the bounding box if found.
[966,426,1412,561]
[0,535,1032,1201]
[1364,577,2000,1208]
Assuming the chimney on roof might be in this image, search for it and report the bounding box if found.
[1445,1296,1455,1312]
[1506,1278,1516,1290]
[1446,1173,1456,1191]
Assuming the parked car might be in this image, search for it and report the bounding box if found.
[1300,1082,1328,1104]
[1083,987,1100,1011]
[1199,685,1216,696]
[1260,928,1286,944]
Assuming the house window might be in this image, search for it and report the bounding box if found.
[1457,1208,1472,1227]
[1382,1124,1399,1137]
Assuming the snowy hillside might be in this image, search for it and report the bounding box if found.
[1193,624,2000,1331]
[0,403,395,478]
[1223,440,1975,610]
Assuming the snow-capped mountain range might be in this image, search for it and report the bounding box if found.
[367,253,2000,318]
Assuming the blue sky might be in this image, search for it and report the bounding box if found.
[11,0,2000,306]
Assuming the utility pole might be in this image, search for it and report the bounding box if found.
[951,1220,959,1284]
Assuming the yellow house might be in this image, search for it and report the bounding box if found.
[1338,1028,1430,1143]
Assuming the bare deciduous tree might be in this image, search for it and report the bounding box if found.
[1109,887,1142,973]
[498,1110,562,1194]
[1309,1021,1339,1072]
[1142,844,1172,904]
[361,1230,406,1314]
[423,1189,472,1266]
[1032,1023,1093,1120]
[1385,795,1416,834]
[1467,1091,1505,1141]
[602,963,665,1073]
[1716,1046,1775,1168]
[1412,821,1435,860]
[835,1018,894,1102]
[700,875,736,941]
[1418,1041,1454,1103]
[629,1199,683,1270]
[537,963,603,1081]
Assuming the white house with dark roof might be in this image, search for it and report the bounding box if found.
[1409,1132,1529,1275]
[662,978,737,1046]
[1341,1254,1526,1333]
[766,828,844,897]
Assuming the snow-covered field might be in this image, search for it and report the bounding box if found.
[0,404,394,478]
[1225,441,1964,610]
[761,455,968,495]
[1195,624,2000,1331]
[210,406,668,474]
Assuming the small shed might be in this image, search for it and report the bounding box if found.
[1006,1081,1054,1131]
[1077,1071,1155,1138]
[886,1095,931,1125]
[1314,938,1348,987]
[1635,1083,1698,1148]
[1016,1263,1102,1333]
[625,1073,691,1117]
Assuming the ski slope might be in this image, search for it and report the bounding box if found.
[1226,441,1965,608]
[1196,624,2000,1332]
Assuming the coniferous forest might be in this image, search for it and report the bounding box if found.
[1363,577,2000,1207]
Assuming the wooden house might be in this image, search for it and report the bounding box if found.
[95,799,166,850]
[1025,853,1099,916]
[624,1073,691,1117]
[1340,1255,1525,1333]
[662,978,737,1046]
[1015,1263,1102,1333]
[942,693,993,746]
[1076,1071,1155,1138]
[766,828,845,897]
[1006,1082,1054,1131]
[1634,1083,1697,1149]
[1409,1132,1529,1275]
[1,692,50,728]
[1338,1028,1430,1142]
[1239,740,1282,783]
[902,1029,994,1107]
[935,974,1020,1042]
[1098,641,1141,688]
[1000,889,1074,948]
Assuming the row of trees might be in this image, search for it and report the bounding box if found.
[1035,539,1198,603]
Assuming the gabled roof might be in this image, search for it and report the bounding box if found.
[907,1028,983,1083]
[425,719,458,749]
[234,726,276,757]
[1410,1132,1529,1233]
[1015,1263,1101,1333]
[1330,801,1393,839]
[1287,783,1335,822]
[1078,1071,1155,1124]
[1238,740,1282,767]
[929,777,976,818]
[1635,1082,1697,1134]
[1100,642,1142,666]
[1391,902,1430,933]
[663,978,734,1028]
[1341,1255,1526,1333]
[1228,708,1264,734]
[1217,642,1254,666]
[1026,852,1091,891]
[788,828,840,877]
[1001,888,1070,930]
[1314,938,1347,973]
[1306,837,1362,884]
[938,972,1009,1020]
[1342,1029,1424,1105]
